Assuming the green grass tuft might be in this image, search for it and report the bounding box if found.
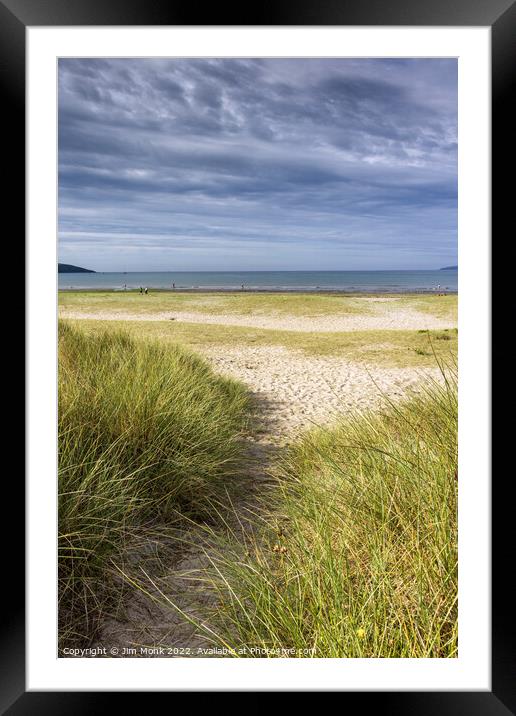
[199,363,458,658]
[58,321,249,650]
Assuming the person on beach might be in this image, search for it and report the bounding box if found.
[144,287,148,294]
[241,284,245,291]
[139,287,143,294]
[172,283,175,290]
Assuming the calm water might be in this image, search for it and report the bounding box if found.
[58,269,457,293]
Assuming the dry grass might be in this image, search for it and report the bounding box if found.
[58,290,457,321]
[68,318,458,368]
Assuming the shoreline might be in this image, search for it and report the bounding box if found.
[58,287,457,295]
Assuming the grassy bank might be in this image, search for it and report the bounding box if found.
[58,321,249,650]
[59,290,457,323]
[69,318,458,368]
[199,363,457,657]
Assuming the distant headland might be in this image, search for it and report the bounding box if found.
[440,265,457,271]
[58,263,95,274]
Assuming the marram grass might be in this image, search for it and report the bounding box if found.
[196,361,458,658]
[58,321,249,650]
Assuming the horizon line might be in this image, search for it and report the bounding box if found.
[58,267,458,273]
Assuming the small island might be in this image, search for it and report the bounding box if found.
[440,265,458,271]
[58,263,95,274]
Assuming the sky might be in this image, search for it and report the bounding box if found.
[58,58,457,272]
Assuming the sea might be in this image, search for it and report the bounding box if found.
[58,269,457,293]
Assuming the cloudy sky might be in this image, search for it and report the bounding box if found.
[58,58,457,272]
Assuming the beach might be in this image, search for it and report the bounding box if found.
[59,291,456,434]
[59,300,455,333]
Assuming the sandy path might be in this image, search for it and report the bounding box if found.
[90,404,279,658]
[59,302,455,332]
[202,345,439,434]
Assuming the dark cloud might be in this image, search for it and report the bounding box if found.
[58,58,457,270]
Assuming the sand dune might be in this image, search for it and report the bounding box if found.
[77,299,452,656]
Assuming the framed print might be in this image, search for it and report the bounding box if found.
[4,0,512,708]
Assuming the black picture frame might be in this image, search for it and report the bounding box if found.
[6,0,511,709]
